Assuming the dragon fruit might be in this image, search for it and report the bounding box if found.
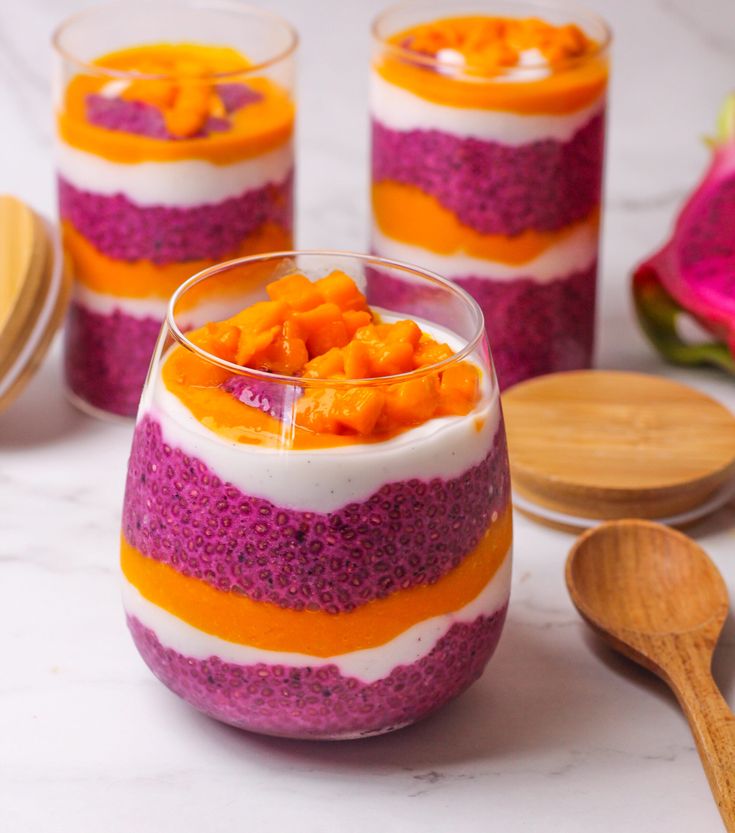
[222,374,300,420]
[633,94,735,374]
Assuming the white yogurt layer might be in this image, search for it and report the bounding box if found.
[56,139,294,207]
[72,284,251,327]
[141,315,500,513]
[370,71,605,145]
[372,221,599,283]
[122,545,511,683]
[73,284,169,320]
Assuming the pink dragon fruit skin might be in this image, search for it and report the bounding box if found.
[633,94,735,373]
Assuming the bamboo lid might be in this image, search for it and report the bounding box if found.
[0,195,70,413]
[502,370,735,528]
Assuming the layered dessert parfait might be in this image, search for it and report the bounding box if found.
[121,254,512,739]
[370,3,610,389]
[53,4,296,417]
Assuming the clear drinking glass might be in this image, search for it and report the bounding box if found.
[120,251,512,740]
[53,0,297,418]
[370,0,611,390]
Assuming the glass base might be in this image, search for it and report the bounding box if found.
[64,386,135,424]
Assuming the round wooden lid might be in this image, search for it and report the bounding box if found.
[502,370,735,525]
[0,195,70,413]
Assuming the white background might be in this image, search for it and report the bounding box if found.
[1,0,735,830]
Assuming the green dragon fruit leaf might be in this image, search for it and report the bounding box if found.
[633,266,735,373]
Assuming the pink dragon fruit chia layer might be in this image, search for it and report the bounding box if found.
[127,605,508,739]
[121,269,512,739]
[58,174,293,264]
[56,42,295,417]
[123,414,510,612]
[372,116,604,238]
[371,11,609,389]
[64,303,162,418]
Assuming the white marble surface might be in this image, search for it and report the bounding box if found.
[1,0,735,830]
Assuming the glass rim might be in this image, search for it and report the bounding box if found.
[52,0,299,81]
[371,0,612,79]
[167,250,489,390]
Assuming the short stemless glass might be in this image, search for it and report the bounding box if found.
[53,1,297,418]
[120,251,512,740]
[370,0,611,390]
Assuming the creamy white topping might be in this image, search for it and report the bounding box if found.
[122,545,511,683]
[56,139,294,207]
[493,49,551,83]
[371,221,599,283]
[434,47,551,83]
[100,79,131,98]
[140,314,500,513]
[370,70,605,144]
[435,48,466,76]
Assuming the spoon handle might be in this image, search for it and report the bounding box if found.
[667,646,735,832]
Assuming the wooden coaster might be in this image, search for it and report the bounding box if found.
[502,370,735,524]
[0,197,70,413]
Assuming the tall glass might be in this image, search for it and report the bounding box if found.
[53,1,297,418]
[370,1,610,390]
[121,251,512,740]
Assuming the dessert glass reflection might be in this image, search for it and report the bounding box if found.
[53,1,296,417]
[370,0,610,389]
[121,252,512,739]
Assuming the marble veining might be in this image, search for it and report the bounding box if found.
[1,0,735,831]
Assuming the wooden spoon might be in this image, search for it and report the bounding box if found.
[566,520,735,830]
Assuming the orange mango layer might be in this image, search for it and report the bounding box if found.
[377,15,608,114]
[58,43,294,164]
[121,506,511,656]
[64,220,292,306]
[163,271,483,446]
[373,181,600,265]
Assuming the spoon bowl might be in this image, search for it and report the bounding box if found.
[568,520,728,637]
[567,519,735,831]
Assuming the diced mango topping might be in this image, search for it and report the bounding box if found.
[180,270,482,439]
[162,82,213,138]
[59,43,295,163]
[96,46,254,137]
[69,44,274,140]
[399,15,596,75]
